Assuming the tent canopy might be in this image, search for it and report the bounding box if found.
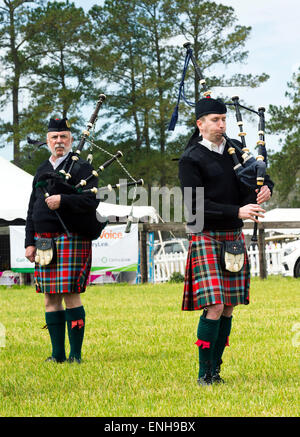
[0,156,159,223]
[97,202,159,223]
[0,156,33,221]
[259,208,300,222]
[244,208,300,235]
[1,155,298,231]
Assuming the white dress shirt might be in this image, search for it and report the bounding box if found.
[199,137,226,155]
[49,152,70,170]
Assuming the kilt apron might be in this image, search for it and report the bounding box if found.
[34,232,92,294]
[182,230,250,311]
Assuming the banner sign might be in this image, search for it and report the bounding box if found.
[10,226,33,272]
[9,224,138,273]
[91,224,138,272]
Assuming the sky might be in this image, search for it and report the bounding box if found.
[0,0,299,161]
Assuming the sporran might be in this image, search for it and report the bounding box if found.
[35,238,56,266]
[220,240,245,273]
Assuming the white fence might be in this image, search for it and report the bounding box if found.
[154,243,285,282]
[154,252,187,282]
[247,243,284,277]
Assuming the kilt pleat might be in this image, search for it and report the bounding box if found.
[34,232,92,294]
[182,230,250,311]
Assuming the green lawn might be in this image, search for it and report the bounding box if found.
[0,276,299,417]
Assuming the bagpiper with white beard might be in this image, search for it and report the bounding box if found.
[25,117,102,364]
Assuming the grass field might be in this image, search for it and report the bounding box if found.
[0,276,299,417]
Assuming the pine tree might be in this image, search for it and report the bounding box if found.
[0,0,44,166]
[167,0,269,119]
[88,0,270,188]
[268,68,300,206]
[21,1,93,136]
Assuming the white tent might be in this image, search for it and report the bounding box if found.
[97,202,159,223]
[0,156,298,233]
[244,208,300,236]
[0,155,159,223]
[0,156,33,221]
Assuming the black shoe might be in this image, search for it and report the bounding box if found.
[212,373,225,384]
[212,360,225,384]
[45,356,66,363]
[198,360,212,386]
[67,356,82,364]
[197,372,212,386]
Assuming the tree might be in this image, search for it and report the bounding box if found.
[167,0,269,122]
[88,0,150,149]
[0,0,44,166]
[21,1,93,137]
[13,0,98,173]
[0,1,94,168]
[268,68,300,206]
[136,0,181,157]
[88,1,269,172]
[88,0,183,186]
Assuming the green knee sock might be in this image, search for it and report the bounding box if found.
[45,310,66,362]
[196,315,220,378]
[66,306,85,360]
[213,315,232,373]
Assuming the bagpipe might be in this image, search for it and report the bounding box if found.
[28,93,144,239]
[168,42,270,242]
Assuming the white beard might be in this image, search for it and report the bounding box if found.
[54,144,70,157]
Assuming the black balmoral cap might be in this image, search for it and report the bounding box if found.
[48,117,71,132]
[195,97,227,120]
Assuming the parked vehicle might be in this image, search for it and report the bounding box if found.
[153,238,189,257]
[281,239,300,278]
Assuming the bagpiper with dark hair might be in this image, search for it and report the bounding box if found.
[25,117,104,364]
[178,97,274,385]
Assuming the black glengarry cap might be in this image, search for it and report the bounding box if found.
[195,97,227,120]
[48,118,71,132]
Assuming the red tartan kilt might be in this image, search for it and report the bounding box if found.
[182,229,250,311]
[34,232,92,294]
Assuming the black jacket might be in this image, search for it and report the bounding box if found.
[178,137,274,231]
[25,153,103,247]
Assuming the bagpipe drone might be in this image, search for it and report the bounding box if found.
[28,93,144,239]
[168,41,271,242]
